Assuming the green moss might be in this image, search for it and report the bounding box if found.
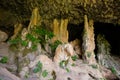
[33,61,43,73]
[0,56,8,64]
[100,78,106,80]
[42,70,48,78]
[87,52,91,58]
[71,55,78,61]
[66,68,70,72]
[50,40,62,52]
[71,63,75,66]
[9,25,54,53]
[90,64,98,69]
[59,60,68,69]
[110,66,116,74]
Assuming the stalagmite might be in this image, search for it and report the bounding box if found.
[82,15,96,64]
[52,19,68,43]
[11,23,22,39]
[28,7,41,31]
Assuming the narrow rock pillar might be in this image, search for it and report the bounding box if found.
[82,15,96,64]
[28,7,41,31]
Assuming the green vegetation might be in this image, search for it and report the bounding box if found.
[100,78,106,80]
[24,72,29,79]
[42,70,48,77]
[90,64,98,69]
[87,52,91,58]
[110,66,116,74]
[59,60,68,69]
[33,61,49,78]
[97,34,111,55]
[48,79,54,80]
[50,40,62,52]
[71,63,75,66]
[9,25,54,52]
[33,27,54,43]
[0,78,3,80]
[33,61,43,73]
[66,68,70,72]
[71,55,78,61]
[0,56,8,64]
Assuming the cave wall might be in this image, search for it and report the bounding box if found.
[0,0,120,27]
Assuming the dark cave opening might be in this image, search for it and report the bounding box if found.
[0,26,14,40]
[94,22,120,56]
[67,22,120,56]
[67,23,84,42]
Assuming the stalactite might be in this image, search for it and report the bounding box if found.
[60,19,68,42]
[52,19,68,43]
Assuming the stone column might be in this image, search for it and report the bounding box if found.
[52,19,68,43]
[28,7,41,31]
[82,15,96,64]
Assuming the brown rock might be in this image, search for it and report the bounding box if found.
[0,30,8,42]
[70,39,82,56]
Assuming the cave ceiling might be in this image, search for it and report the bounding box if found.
[0,0,120,26]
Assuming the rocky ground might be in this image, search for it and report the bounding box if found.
[0,30,119,80]
[0,42,119,80]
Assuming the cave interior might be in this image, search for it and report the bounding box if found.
[67,22,120,57]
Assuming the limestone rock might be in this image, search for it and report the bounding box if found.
[54,43,75,64]
[0,30,8,42]
[18,53,117,80]
[82,15,96,64]
[101,66,118,80]
[0,42,9,57]
[19,67,29,78]
[70,39,82,56]
[0,67,21,80]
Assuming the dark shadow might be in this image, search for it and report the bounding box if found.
[94,22,120,56]
[67,23,84,42]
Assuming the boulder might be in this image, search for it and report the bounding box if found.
[54,43,75,64]
[0,30,8,42]
[0,67,21,80]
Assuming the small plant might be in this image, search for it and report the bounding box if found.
[49,79,54,80]
[0,56,8,64]
[50,40,62,52]
[66,68,70,72]
[9,37,21,45]
[59,60,68,68]
[110,66,116,74]
[21,40,28,46]
[100,78,106,80]
[87,52,91,58]
[24,72,29,79]
[33,27,54,42]
[71,55,78,61]
[0,78,3,80]
[71,63,75,66]
[90,64,98,69]
[42,70,48,78]
[33,61,43,73]
[9,26,54,52]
